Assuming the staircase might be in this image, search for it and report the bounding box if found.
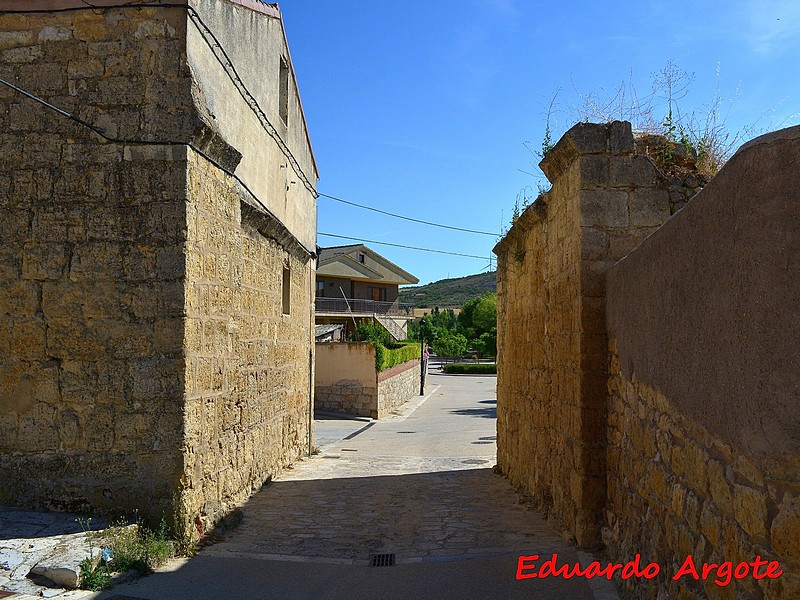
[374,315,407,342]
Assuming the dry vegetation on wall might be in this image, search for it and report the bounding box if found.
[531,61,795,180]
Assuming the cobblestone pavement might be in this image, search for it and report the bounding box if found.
[186,373,619,599]
[206,456,568,564]
[3,373,619,599]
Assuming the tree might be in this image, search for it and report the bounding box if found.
[433,331,468,359]
[472,329,497,358]
[458,293,497,340]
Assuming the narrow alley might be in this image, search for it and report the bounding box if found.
[97,370,619,600]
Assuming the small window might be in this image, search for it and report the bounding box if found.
[279,57,289,125]
[282,267,291,314]
[358,253,365,264]
[316,280,324,297]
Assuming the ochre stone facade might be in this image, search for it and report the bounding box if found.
[605,126,800,599]
[496,121,800,598]
[182,151,313,529]
[0,1,317,534]
[494,121,703,546]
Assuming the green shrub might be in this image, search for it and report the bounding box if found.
[375,342,420,371]
[352,321,391,345]
[443,363,497,375]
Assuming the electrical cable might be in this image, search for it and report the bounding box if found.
[0,76,315,258]
[318,193,500,237]
[318,233,491,260]
[0,0,317,197]
[2,2,501,249]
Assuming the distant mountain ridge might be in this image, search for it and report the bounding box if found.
[399,271,496,308]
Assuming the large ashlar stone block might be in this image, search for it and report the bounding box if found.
[580,190,629,228]
[629,188,671,227]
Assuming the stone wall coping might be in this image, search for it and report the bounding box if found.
[539,121,634,182]
[0,0,280,19]
[733,123,800,156]
[493,197,546,256]
[377,358,420,383]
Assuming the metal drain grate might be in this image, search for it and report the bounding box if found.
[370,553,396,567]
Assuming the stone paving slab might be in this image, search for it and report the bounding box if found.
[206,453,569,564]
[0,508,105,598]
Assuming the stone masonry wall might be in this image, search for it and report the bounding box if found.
[315,342,376,418]
[0,7,193,519]
[0,3,316,531]
[181,150,313,531]
[377,360,420,417]
[315,381,377,419]
[605,126,800,599]
[494,121,705,547]
[315,343,420,419]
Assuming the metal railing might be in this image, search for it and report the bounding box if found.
[315,297,413,316]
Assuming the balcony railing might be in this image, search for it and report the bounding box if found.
[315,297,413,317]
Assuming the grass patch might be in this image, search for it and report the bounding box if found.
[79,558,111,591]
[443,363,497,375]
[78,517,182,590]
[104,520,175,573]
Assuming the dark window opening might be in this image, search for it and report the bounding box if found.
[279,57,289,125]
[282,267,291,314]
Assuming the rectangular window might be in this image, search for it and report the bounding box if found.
[316,280,324,298]
[279,57,289,125]
[358,253,365,264]
[282,267,291,314]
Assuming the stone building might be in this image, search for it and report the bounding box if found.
[0,0,318,535]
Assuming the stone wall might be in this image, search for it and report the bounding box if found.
[0,1,316,533]
[377,360,421,416]
[494,121,705,546]
[605,126,800,599]
[315,342,420,419]
[0,5,193,520]
[182,149,313,531]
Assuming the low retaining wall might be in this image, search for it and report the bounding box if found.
[378,360,421,416]
[314,342,420,419]
[315,380,377,418]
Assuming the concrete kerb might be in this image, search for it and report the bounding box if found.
[314,410,372,422]
[382,384,441,423]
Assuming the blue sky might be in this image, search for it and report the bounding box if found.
[279,1,799,286]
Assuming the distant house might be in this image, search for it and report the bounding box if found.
[316,244,418,340]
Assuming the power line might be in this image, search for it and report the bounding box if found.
[318,233,491,260]
[0,77,315,258]
[318,193,500,237]
[1,0,317,197]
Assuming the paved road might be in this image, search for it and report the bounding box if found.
[95,372,618,600]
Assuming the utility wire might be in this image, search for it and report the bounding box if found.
[1,0,317,197]
[318,233,491,260]
[0,77,315,258]
[318,193,500,237]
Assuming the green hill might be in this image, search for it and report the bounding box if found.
[399,271,496,308]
